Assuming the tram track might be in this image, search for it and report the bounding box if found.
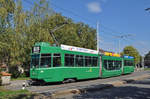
[26,71,149,98]
[27,71,149,93]
[4,71,150,98]
[46,73,150,98]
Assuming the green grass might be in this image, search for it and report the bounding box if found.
[0,86,36,99]
[144,68,150,71]
[11,77,30,81]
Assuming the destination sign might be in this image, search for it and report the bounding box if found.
[104,52,120,57]
[123,56,134,59]
[32,46,40,53]
[61,44,98,54]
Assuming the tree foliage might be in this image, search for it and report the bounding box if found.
[121,46,140,64]
[0,0,97,77]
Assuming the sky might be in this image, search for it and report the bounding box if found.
[23,0,150,55]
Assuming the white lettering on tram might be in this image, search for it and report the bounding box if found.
[61,44,98,54]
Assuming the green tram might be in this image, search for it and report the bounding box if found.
[30,42,134,83]
[123,56,134,74]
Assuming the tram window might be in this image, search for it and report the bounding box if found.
[85,56,88,66]
[129,61,132,66]
[128,61,130,66]
[112,61,115,70]
[79,55,84,66]
[88,56,92,66]
[129,61,131,66]
[104,60,108,69]
[65,54,74,66]
[75,55,79,66]
[92,57,98,67]
[85,56,92,67]
[53,54,61,67]
[65,54,70,66]
[131,61,134,66]
[118,61,122,69]
[108,60,113,70]
[104,60,122,70]
[75,55,83,67]
[129,60,134,66]
[124,60,133,66]
[129,61,134,66]
[114,61,117,66]
[114,61,121,70]
[114,61,118,69]
[70,54,75,66]
[40,54,51,68]
[31,54,40,68]
[124,60,128,66]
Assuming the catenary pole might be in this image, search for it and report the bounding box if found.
[97,21,99,52]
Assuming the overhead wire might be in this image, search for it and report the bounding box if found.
[123,37,150,52]
[23,0,128,37]
[23,0,150,54]
[50,1,126,36]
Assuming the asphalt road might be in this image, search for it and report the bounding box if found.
[28,71,149,94]
[5,71,150,94]
[60,77,150,99]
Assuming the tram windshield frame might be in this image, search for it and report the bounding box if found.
[31,54,40,68]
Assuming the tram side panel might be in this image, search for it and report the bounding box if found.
[101,55,123,78]
[123,57,135,74]
[60,51,100,81]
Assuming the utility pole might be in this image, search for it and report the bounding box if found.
[114,35,123,54]
[97,21,102,77]
[119,39,120,54]
[97,21,99,52]
[142,55,145,70]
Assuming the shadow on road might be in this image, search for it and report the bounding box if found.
[73,79,150,99]
[130,80,150,85]
[73,86,150,99]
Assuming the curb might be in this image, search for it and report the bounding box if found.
[41,74,150,98]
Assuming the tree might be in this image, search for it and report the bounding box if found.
[122,46,140,65]
[75,23,97,49]
[0,0,97,77]
[0,0,15,31]
[0,0,54,77]
[144,51,150,66]
[42,13,97,49]
[18,0,54,71]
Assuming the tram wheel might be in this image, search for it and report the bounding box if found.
[62,78,76,84]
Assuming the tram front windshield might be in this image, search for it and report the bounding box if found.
[31,54,40,68]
